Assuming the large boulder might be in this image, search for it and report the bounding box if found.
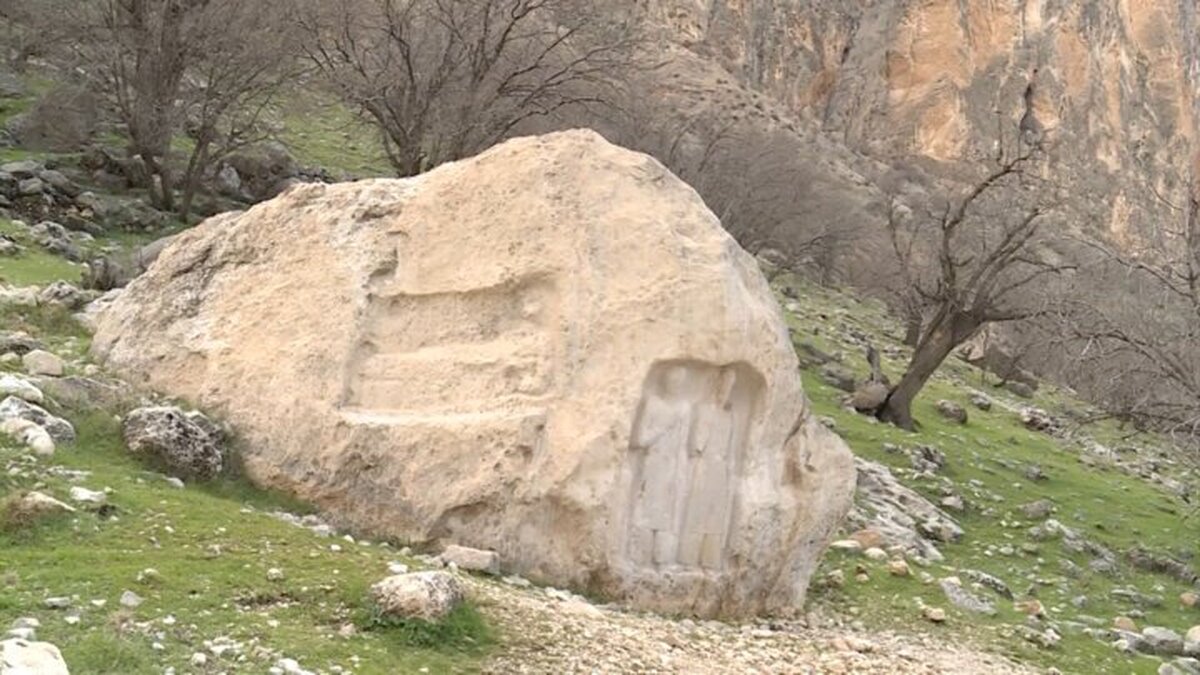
[369,571,465,622]
[92,130,856,617]
[0,638,70,675]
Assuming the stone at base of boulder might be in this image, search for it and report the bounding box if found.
[369,571,465,622]
[439,545,501,575]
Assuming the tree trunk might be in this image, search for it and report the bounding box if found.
[903,312,922,347]
[142,152,175,213]
[179,138,211,222]
[880,310,980,430]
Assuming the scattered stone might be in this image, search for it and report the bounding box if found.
[37,282,89,310]
[22,351,64,377]
[1161,657,1200,675]
[1182,592,1199,609]
[67,486,106,506]
[0,638,70,675]
[828,540,862,553]
[1143,626,1185,656]
[3,492,75,526]
[439,544,501,576]
[119,590,143,608]
[934,400,967,424]
[369,571,465,622]
[1020,407,1060,434]
[908,445,947,473]
[1,418,55,456]
[922,606,947,623]
[1023,464,1047,482]
[847,382,888,414]
[961,569,1013,599]
[820,364,857,392]
[266,567,285,582]
[887,559,910,577]
[939,578,996,616]
[863,547,888,561]
[0,332,43,357]
[0,397,75,444]
[42,598,70,610]
[0,376,43,404]
[122,406,224,481]
[969,394,992,411]
[1113,616,1139,632]
[939,495,965,512]
[1006,381,1035,399]
[1014,599,1045,617]
[1019,499,1054,520]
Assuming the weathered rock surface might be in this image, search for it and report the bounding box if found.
[93,130,856,617]
[122,407,224,481]
[846,457,963,562]
[0,638,70,675]
[0,397,74,445]
[369,571,465,622]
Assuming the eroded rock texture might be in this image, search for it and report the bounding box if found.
[640,0,1198,248]
[92,130,856,618]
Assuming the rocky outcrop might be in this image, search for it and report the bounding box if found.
[93,130,856,618]
[639,0,1198,255]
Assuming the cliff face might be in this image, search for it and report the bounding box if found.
[643,0,1200,245]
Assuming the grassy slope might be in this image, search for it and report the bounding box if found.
[4,68,1198,673]
[786,279,1199,674]
[0,312,489,674]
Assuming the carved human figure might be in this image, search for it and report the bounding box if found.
[628,365,693,567]
[678,368,739,570]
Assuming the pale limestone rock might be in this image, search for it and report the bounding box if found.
[0,419,54,456]
[91,130,856,617]
[0,638,70,675]
[369,571,464,622]
[22,351,63,377]
[6,492,75,520]
[0,397,74,444]
[0,376,43,404]
[440,545,500,576]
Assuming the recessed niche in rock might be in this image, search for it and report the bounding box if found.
[93,130,855,618]
[624,360,762,572]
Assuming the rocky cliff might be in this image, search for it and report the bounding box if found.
[641,0,1199,247]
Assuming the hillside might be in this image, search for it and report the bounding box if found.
[2,202,1199,673]
[1,45,1200,674]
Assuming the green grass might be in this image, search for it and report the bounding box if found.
[277,87,393,179]
[0,409,491,674]
[783,277,1200,674]
[0,219,83,287]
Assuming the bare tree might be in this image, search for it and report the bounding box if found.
[57,0,293,217]
[615,103,864,283]
[873,146,1071,429]
[1059,176,1200,442]
[297,0,641,177]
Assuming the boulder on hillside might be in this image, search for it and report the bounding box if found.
[122,407,224,481]
[369,571,465,622]
[0,638,70,675]
[92,130,857,618]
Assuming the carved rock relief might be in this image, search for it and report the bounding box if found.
[623,361,764,572]
[341,269,561,421]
